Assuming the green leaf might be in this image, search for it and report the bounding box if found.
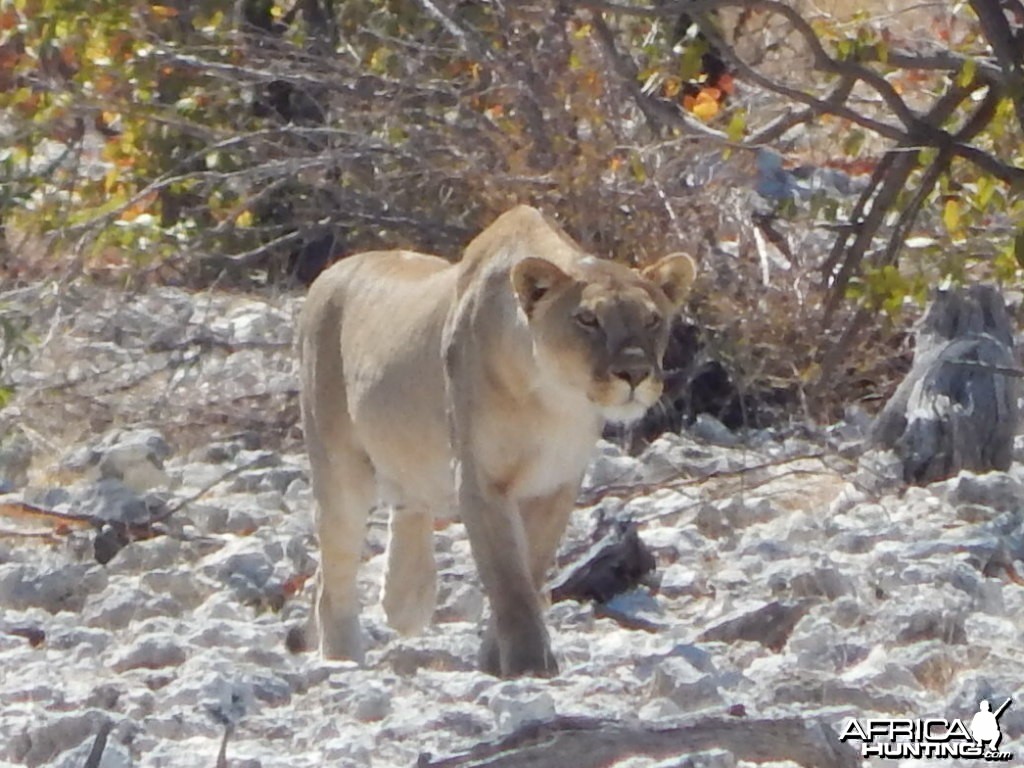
[842,130,865,156]
[726,110,746,142]
[957,57,977,88]
[975,175,996,210]
[629,153,646,182]
[678,40,707,82]
[943,198,961,236]
[1014,230,1024,270]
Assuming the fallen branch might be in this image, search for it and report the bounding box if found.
[417,714,859,768]
[576,450,832,507]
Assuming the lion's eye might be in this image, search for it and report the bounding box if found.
[645,313,662,329]
[575,310,600,329]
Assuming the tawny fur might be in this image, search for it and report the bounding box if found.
[299,205,695,677]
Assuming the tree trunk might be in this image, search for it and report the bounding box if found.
[870,284,1020,484]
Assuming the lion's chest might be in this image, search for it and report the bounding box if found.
[514,427,598,499]
[476,393,602,500]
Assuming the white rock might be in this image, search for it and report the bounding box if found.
[489,683,557,732]
[637,696,683,721]
[650,657,723,711]
[658,563,709,598]
[584,453,640,489]
[67,428,171,492]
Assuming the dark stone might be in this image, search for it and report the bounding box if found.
[550,521,657,605]
[697,601,809,652]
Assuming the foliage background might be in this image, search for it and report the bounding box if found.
[2,0,1023,421]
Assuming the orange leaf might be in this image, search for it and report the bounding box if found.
[150,5,179,18]
[690,90,721,120]
[691,99,719,120]
[0,9,19,31]
[120,191,157,221]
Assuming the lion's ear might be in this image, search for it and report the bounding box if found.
[640,253,696,310]
[511,258,572,317]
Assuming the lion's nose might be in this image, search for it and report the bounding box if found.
[611,365,652,390]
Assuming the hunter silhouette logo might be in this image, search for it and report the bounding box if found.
[839,698,1013,761]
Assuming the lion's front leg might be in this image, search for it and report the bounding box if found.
[521,485,578,591]
[456,468,558,678]
[479,485,577,675]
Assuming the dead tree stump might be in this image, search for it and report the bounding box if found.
[871,284,1020,484]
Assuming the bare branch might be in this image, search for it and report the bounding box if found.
[969,0,1024,131]
[583,0,1024,185]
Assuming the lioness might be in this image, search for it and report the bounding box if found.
[299,205,695,677]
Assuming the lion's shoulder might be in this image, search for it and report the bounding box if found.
[458,205,583,282]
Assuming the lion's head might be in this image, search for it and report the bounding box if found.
[511,252,696,424]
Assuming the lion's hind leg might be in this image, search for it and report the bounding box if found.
[309,439,377,663]
[380,504,438,635]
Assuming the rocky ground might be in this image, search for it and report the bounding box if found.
[1,282,1023,768]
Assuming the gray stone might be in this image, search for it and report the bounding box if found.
[6,710,110,768]
[233,449,282,469]
[84,587,172,630]
[664,643,717,674]
[230,467,305,494]
[22,485,72,508]
[54,738,132,768]
[691,414,739,446]
[204,540,275,588]
[48,627,112,654]
[65,428,171,491]
[248,671,292,707]
[584,452,640,489]
[720,496,775,529]
[103,534,188,573]
[110,634,186,672]
[694,503,732,539]
[436,580,484,623]
[0,562,108,613]
[939,471,1024,512]
[73,479,166,526]
[788,567,854,600]
[351,684,391,722]
[896,609,967,645]
[0,433,32,489]
[698,601,810,652]
[138,568,210,608]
